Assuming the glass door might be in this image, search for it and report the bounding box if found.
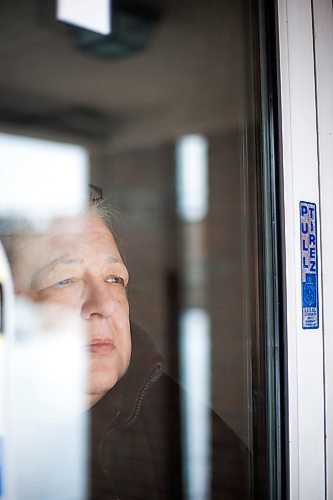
[0,0,283,498]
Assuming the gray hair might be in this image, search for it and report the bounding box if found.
[1,194,123,271]
[88,197,114,231]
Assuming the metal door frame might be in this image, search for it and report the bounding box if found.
[276,0,333,498]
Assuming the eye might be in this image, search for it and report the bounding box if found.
[55,278,73,286]
[55,278,73,287]
[106,275,125,286]
[36,277,76,295]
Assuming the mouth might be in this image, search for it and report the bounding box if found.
[88,339,115,355]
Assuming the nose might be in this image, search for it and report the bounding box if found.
[81,277,117,320]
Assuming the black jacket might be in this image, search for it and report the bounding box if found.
[89,325,250,499]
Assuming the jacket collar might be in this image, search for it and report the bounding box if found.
[90,322,163,435]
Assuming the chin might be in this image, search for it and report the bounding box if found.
[88,349,131,399]
[89,368,120,395]
[89,356,130,395]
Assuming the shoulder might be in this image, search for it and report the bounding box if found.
[140,373,251,499]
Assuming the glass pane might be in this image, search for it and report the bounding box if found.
[0,0,272,498]
[0,134,89,499]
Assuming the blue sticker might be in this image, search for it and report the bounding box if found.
[300,201,319,329]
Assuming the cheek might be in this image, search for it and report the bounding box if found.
[117,336,132,379]
[113,310,131,365]
[115,309,131,347]
[121,328,132,356]
[117,297,130,320]
[35,285,83,308]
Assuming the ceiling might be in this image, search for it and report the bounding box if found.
[0,0,249,149]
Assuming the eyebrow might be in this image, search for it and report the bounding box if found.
[105,256,129,276]
[106,256,125,266]
[31,256,83,287]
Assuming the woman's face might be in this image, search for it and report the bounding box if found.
[12,214,132,406]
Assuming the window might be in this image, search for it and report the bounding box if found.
[0,1,280,498]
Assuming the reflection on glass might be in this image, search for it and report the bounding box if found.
[180,307,211,500]
[0,134,88,500]
[9,298,87,500]
[0,242,14,500]
[0,133,88,223]
[57,0,111,35]
[0,0,263,496]
[177,133,212,498]
[176,135,209,223]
